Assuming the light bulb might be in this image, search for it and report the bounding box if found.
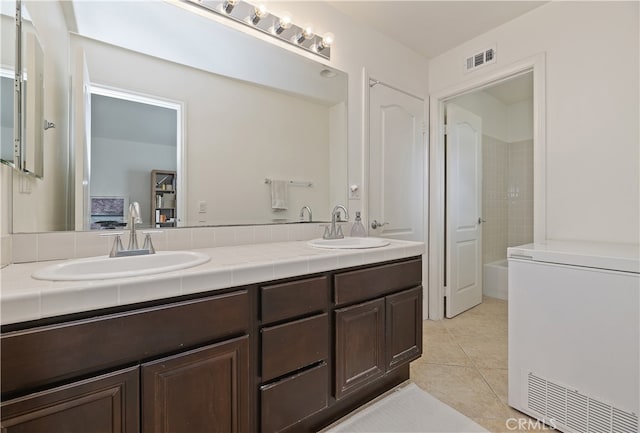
[251,4,268,24]
[296,24,313,44]
[222,0,237,14]
[317,32,334,51]
[274,12,292,34]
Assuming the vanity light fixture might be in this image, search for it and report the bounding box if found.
[184,0,332,60]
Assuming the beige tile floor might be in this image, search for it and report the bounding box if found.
[411,296,550,433]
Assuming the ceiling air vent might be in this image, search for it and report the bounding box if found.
[465,46,496,73]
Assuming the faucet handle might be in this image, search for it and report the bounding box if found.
[141,230,163,254]
[142,233,156,254]
[322,225,331,240]
[100,232,125,257]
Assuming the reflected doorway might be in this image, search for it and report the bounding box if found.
[87,86,182,230]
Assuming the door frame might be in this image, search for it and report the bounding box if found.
[362,68,429,318]
[428,53,547,320]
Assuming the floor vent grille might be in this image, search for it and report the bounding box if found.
[526,372,638,433]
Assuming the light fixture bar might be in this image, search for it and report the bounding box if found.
[185,0,332,60]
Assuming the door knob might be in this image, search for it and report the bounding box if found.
[478,217,486,224]
[371,220,389,229]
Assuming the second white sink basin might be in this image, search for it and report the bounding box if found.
[32,251,211,281]
[308,237,390,249]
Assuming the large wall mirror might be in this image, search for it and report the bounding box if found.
[9,0,348,233]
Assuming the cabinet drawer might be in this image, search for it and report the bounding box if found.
[262,313,328,382]
[1,290,249,395]
[261,363,329,433]
[334,258,422,306]
[261,276,328,324]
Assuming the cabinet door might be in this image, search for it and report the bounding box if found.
[334,298,385,399]
[142,336,249,433]
[386,286,423,370]
[1,366,139,433]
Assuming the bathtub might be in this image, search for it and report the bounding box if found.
[483,259,508,300]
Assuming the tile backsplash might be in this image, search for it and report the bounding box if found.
[0,235,11,268]
[9,222,336,264]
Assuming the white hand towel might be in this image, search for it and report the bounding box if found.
[271,180,289,210]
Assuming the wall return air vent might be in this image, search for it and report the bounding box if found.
[465,46,496,72]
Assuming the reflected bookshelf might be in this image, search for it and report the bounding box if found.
[151,169,177,228]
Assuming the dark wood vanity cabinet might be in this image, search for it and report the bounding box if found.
[1,256,423,433]
[1,289,251,433]
[334,259,423,400]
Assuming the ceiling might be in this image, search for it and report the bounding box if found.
[327,1,547,59]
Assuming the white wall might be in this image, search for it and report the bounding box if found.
[430,1,639,244]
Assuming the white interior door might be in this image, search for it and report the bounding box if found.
[445,103,482,318]
[72,48,91,231]
[369,81,425,242]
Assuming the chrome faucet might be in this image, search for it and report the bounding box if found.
[102,202,159,257]
[323,204,349,239]
[127,202,142,250]
[299,206,313,222]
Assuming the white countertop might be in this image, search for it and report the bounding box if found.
[1,239,424,326]
[508,240,640,273]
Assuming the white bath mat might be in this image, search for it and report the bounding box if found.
[323,383,489,433]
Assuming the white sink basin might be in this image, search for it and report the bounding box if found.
[32,251,211,281]
[307,237,390,249]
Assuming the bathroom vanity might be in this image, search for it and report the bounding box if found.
[0,240,424,432]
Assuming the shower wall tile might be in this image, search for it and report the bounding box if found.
[482,135,508,265]
[507,139,534,248]
[481,137,533,263]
